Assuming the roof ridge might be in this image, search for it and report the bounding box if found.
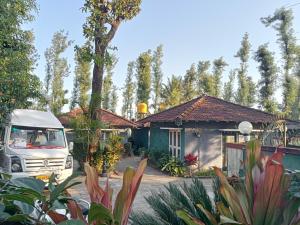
[99,108,137,126]
[204,95,278,118]
[178,95,206,119]
[137,96,203,123]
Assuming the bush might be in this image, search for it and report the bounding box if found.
[160,157,186,177]
[194,168,215,177]
[130,178,216,225]
[133,147,146,156]
[91,134,123,174]
[72,142,88,170]
[124,142,133,156]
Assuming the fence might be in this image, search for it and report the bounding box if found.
[226,143,300,176]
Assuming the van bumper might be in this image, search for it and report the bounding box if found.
[10,168,73,184]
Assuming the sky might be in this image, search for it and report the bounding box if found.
[26,0,300,114]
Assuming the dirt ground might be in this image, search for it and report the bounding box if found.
[68,157,213,213]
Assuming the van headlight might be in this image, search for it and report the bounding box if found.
[11,156,23,173]
[65,155,73,169]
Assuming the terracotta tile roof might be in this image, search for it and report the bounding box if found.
[59,108,137,128]
[138,95,281,125]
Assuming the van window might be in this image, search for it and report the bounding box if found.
[9,126,66,149]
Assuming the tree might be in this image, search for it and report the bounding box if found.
[70,43,91,110]
[110,85,118,113]
[223,70,235,102]
[136,50,152,107]
[212,57,228,97]
[161,75,183,108]
[70,73,79,110]
[183,64,197,100]
[235,33,256,106]
[102,55,117,110]
[152,44,163,113]
[81,0,142,159]
[44,30,72,115]
[122,61,135,119]
[261,8,298,117]
[254,44,278,113]
[197,60,215,96]
[82,0,142,120]
[0,0,43,122]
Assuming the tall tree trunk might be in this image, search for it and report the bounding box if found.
[88,38,105,159]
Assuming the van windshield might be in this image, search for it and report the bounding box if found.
[9,126,66,149]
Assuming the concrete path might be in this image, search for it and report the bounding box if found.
[68,157,213,213]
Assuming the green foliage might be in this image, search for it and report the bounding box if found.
[82,0,142,119]
[261,7,298,118]
[235,33,256,107]
[161,156,186,177]
[223,70,235,102]
[161,75,183,108]
[0,0,43,123]
[178,140,300,225]
[144,148,169,168]
[44,30,72,115]
[110,85,118,113]
[70,42,91,110]
[152,44,164,112]
[136,50,152,109]
[84,159,147,225]
[194,169,215,177]
[89,133,123,174]
[73,142,88,170]
[197,61,211,95]
[122,61,135,119]
[130,178,217,225]
[103,54,118,111]
[254,44,278,113]
[183,64,197,100]
[0,172,81,224]
[212,57,228,97]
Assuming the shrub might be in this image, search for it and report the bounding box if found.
[72,142,88,170]
[133,147,146,156]
[176,139,300,225]
[130,178,217,225]
[161,157,186,177]
[184,153,198,166]
[123,142,133,156]
[194,168,215,177]
[91,134,123,174]
[0,159,148,225]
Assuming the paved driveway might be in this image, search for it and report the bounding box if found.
[68,157,213,212]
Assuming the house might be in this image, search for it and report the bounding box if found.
[134,95,299,170]
[59,108,137,142]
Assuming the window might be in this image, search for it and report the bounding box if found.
[9,126,66,149]
[169,130,181,158]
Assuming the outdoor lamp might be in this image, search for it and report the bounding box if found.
[238,121,253,142]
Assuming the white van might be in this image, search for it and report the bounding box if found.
[0,109,73,183]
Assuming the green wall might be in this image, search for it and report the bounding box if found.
[133,128,149,149]
[149,127,169,151]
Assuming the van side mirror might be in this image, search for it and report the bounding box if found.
[68,142,74,152]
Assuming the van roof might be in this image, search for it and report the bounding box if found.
[10,109,64,128]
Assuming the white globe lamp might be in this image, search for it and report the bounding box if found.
[238,121,253,142]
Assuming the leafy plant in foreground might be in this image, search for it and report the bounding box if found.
[130,178,218,225]
[177,140,300,225]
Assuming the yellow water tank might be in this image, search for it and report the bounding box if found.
[159,103,166,111]
[137,103,148,114]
